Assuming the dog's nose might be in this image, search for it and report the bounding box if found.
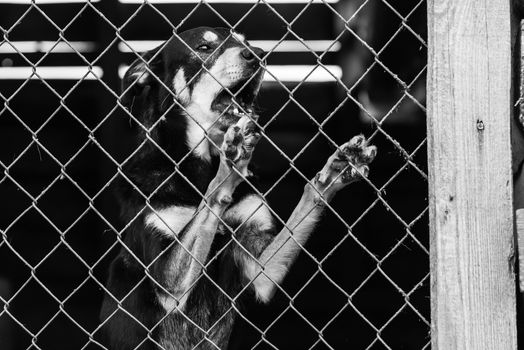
[241,47,264,63]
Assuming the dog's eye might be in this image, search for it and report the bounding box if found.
[197,44,211,52]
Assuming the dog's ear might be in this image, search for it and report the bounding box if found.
[121,47,164,109]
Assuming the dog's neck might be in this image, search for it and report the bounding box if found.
[180,72,227,162]
[183,103,216,162]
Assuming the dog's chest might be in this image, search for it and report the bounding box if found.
[144,205,196,236]
[144,194,274,237]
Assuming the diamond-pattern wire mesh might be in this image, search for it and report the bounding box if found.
[0,0,429,349]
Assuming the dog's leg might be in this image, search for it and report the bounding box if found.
[244,135,376,302]
[153,115,260,311]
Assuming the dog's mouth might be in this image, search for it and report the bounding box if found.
[211,77,260,131]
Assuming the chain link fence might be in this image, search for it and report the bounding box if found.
[0,0,428,349]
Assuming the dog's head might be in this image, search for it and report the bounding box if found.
[121,27,265,158]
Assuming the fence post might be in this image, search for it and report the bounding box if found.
[427,0,518,349]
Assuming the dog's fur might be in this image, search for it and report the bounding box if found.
[99,27,376,350]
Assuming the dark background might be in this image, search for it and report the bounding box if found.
[0,1,428,349]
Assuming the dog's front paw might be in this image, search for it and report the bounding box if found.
[314,135,377,200]
[221,114,261,177]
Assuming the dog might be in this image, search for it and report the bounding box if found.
[99,27,377,350]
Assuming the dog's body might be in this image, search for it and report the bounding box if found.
[99,27,376,350]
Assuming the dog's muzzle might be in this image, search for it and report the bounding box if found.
[211,46,265,130]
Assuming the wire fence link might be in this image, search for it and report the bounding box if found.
[0,0,429,349]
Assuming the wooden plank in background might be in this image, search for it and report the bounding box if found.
[427,0,517,349]
[517,20,524,293]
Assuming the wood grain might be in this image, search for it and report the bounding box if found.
[427,0,517,349]
[517,210,524,291]
[517,23,524,292]
[514,21,524,175]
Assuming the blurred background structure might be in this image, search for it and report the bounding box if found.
[0,0,428,349]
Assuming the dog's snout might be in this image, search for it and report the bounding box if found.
[241,47,264,63]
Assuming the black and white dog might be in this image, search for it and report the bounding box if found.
[99,27,376,350]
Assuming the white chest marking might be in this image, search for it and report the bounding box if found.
[184,107,212,161]
[145,206,197,237]
[224,195,274,230]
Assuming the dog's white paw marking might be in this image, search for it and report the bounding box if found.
[315,135,377,198]
[221,114,261,176]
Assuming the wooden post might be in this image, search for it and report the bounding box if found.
[427,1,517,349]
[516,21,524,293]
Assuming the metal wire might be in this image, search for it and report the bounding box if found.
[0,0,429,349]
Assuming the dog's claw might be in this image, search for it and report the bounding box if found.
[347,134,365,148]
[314,134,376,198]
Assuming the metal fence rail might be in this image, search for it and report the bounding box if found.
[0,1,429,349]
